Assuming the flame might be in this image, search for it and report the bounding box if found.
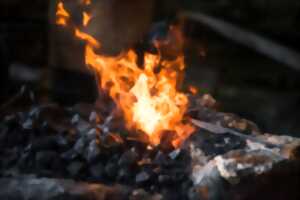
[56,2,69,26]
[83,12,92,27]
[56,1,195,147]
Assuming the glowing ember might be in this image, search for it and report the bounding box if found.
[81,0,91,6]
[56,0,195,147]
[189,86,198,95]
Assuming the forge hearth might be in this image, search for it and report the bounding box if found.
[0,88,299,200]
[0,1,299,199]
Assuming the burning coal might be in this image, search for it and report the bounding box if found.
[56,0,195,147]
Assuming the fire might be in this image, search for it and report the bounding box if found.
[83,12,92,27]
[56,1,195,147]
[56,2,69,26]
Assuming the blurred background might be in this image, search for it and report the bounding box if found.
[0,0,299,137]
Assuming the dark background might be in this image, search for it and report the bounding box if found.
[0,0,299,137]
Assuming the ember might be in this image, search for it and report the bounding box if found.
[55,0,194,147]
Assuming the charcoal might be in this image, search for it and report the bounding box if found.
[1,168,20,177]
[73,136,87,155]
[54,134,69,148]
[75,120,91,134]
[61,149,78,161]
[153,151,168,166]
[1,92,300,200]
[71,114,80,125]
[67,161,84,177]
[118,148,139,167]
[0,125,9,143]
[89,162,105,179]
[22,118,33,130]
[158,175,171,184]
[1,147,19,168]
[84,140,101,163]
[105,162,119,179]
[89,111,101,123]
[86,128,100,141]
[169,149,181,160]
[18,151,34,170]
[4,114,17,122]
[31,136,65,151]
[117,168,133,183]
[35,151,59,169]
[28,107,40,118]
[135,171,150,184]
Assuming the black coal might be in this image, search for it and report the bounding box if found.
[0,87,299,200]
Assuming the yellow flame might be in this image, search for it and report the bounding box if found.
[56,2,69,26]
[56,0,195,147]
[83,12,92,26]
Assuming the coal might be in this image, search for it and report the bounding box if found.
[75,120,91,134]
[35,151,59,169]
[84,140,101,163]
[0,94,299,200]
[61,149,78,161]
[0,147,19,169]
[135,171,151,184]
[117,168,133,183]
[118,149,139,167]
[169,149,181,160]
[89,111,101,124]
[31,135,65,151]
[153,151,168,166]
[22,118,33,130]
[89,162,105,179]
[71,114,80,125]
[158,175,171,184]
[73,136,86,155]
[86,128,100,141]
[67,161,84,177]
[105,161,119,180]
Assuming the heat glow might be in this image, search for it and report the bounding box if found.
[56,1,195,147]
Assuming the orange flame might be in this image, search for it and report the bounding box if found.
[83,12,92,27]
[56,2,70,26]
[56,1,195,147]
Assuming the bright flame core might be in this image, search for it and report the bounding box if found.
[56,1,194,147]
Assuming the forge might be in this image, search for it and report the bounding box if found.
[0,1,299,200]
